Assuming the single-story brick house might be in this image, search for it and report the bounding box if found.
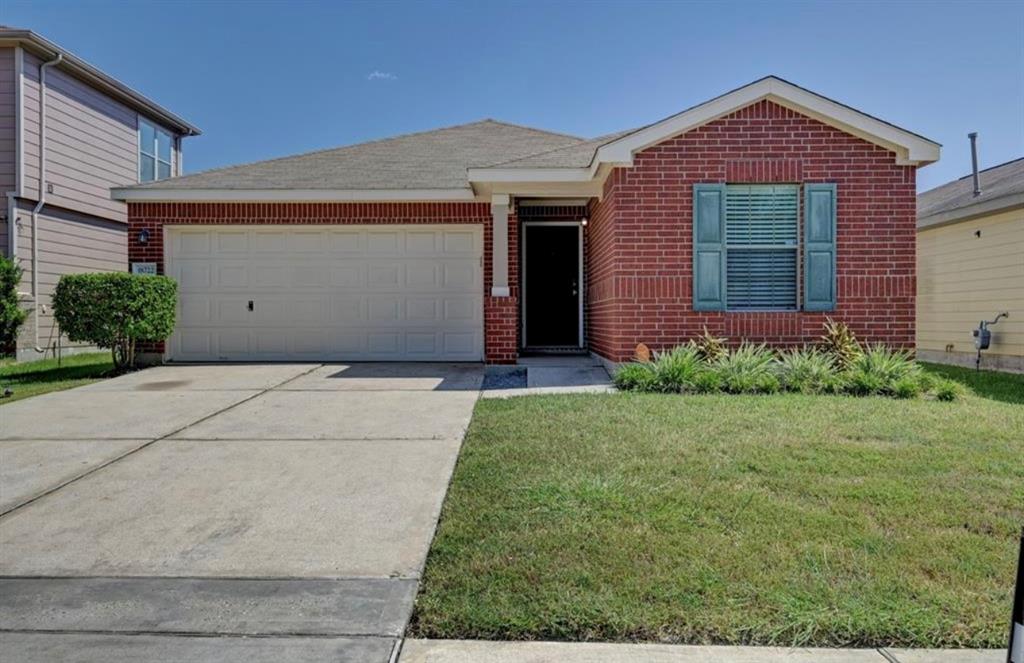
[112,76,940,365]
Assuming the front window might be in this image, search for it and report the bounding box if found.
[139,119,173,182]
[724,184,799,310]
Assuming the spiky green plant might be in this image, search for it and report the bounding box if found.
[613,362,657,392]
[844,344,920,396]
[692,327,729,363]
[776,347,842,394]
[710,343,780,394]
[820,318,862,370]
[650,345,704,393]
[934,378,963,401]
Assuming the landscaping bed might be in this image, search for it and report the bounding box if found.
[410,365,1023,648]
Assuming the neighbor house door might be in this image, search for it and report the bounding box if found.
[523,223,583,348]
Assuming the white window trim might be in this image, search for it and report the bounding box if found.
[138,118,173,183]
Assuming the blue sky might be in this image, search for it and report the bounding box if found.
[6,0,1022,191]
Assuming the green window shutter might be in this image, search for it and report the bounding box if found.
[692,183,726,311]
[804,183,837,311]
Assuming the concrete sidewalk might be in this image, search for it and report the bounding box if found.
[398,639,1004,662]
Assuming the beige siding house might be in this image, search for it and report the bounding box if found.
[0,27,199,360]
[917,158,1024,372]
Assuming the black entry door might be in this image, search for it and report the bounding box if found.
[524,225,580,347]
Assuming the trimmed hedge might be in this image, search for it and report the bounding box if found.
[0,256,26,353]
[52,272,177,369]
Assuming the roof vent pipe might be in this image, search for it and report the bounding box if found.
[968,132,981,197]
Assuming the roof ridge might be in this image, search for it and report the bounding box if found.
[478,118,583,142]
[480,129,637,169]
[919,156,1024,197]
[954,156,1024,181]
[148,119,525,185]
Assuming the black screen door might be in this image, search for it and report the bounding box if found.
[524,225,580,347]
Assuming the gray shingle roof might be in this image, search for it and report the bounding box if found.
[485,129,638,169]
[918,157,1024,227]
[127,120,582,191]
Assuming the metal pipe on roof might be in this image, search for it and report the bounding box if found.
[968,132,981,197]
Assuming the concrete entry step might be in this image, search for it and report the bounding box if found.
[0,577,416,637]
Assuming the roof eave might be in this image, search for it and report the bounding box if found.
[0,29,201,136]
[111,187,477,203]
[917,192,1024,230]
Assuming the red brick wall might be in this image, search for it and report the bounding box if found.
[587,100,917,362]
[127,201,519,363]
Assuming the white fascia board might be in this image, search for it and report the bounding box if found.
[597,77,941,167]
[110,187,478,202]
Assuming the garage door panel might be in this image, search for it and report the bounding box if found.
[444,298,477,322]
[444,332,478,356]
[216,231,249,253]
[406,231,438,253]
[443,230,477,254]
[406,299,438,321]
[368,297,401,322]
[166,226,483,362]
[368,263,403,287]
[330,231,363,253]
[217,299,252,324]
[177,231,212,256]
[331,297,365,324]
[443,262,476,289]
[406,262,439,287]
[367,231,401,254]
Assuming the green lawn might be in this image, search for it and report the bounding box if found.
[411,365,1024,648]
[0,353,115,404]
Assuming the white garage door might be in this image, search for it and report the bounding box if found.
[165,225,484,361]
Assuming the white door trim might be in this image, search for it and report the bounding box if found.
[521,220,584,349]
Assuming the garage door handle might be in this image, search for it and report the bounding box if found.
[247,300,254,311]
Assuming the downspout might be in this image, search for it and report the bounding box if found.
[29,52,63,354]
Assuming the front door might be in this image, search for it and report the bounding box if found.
[523,224,581,348]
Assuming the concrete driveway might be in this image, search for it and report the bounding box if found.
[0,363,482,662]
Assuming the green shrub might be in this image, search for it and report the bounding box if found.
[692,369,723,393]
[52,273,177,370]
[0,256,26,353]
[893,375,923,399]
[821,318,862,370]
[650,345,704,393]
[934,378,963,402]
[711,343,780,394]
[777,347,841,394]
[613,362,657,392]
[692,327,728,362]
[844,345,919,396]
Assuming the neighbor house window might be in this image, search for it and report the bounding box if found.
[139,119,173,182]
[724,184,799,310]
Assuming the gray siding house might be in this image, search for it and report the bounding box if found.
[0,27,200,360]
